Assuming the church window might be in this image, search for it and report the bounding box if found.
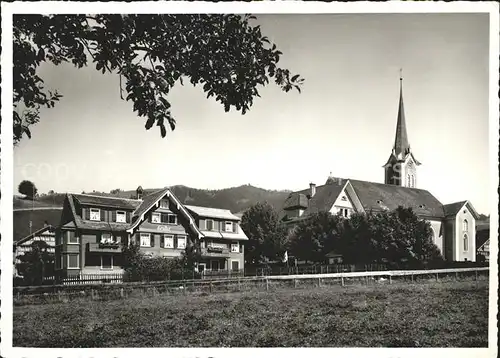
[463,219,468,232]
[406,174,411,187]
[463,234,469,252]
[410,175,415,188]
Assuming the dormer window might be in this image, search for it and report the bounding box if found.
[159,200,169,209]
[116,211,126,223]
[206,219,214,231]
[90,208,101,221]
[225,221,233,232]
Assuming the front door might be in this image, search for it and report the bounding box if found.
[211,260,219,271]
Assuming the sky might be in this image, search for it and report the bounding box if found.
[13,13,491,214]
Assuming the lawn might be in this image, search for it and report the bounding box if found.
[13,280,489,347]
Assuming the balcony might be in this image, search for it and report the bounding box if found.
[87,242,122,253]
[201,246,230,257]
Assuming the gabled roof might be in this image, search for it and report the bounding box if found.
[349,179,445,218]
[185,205,240,221]
[13,208,62,243]
[280,179,346,219]
[443,201,467,217]
[127,188,203,238]
[443,200,480,219]
[73,193,141,210]
[15,225,56,246]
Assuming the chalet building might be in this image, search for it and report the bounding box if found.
[280,76,480,262]
[55,187,247,277]
[186,205,247,273]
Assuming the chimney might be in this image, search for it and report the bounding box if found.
[136,186,144,200]
[309,183,316,198]
[43,221,49,227]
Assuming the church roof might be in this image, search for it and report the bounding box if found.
[349,179,445,218]
[280,177,446,220]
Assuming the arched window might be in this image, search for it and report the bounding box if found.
[463,219,468,232]
[410,175,415,188]
[463,234,469,252]
[407,174,411,187]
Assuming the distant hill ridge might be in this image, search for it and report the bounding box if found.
[15,184,291,214]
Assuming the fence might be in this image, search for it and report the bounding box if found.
[13,266,489,306]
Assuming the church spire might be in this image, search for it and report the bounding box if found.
[392,70,410,159]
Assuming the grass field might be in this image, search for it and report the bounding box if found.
[13,280,488,347]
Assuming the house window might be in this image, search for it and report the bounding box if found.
[140,233,151,247]
[90,208,101,221]
[66,231,79,244]
[100,233,113,244]
[168,214,177,225]
[463,234,469,252]
[163,235,174,248]
[231,260,240,271]
[206,219,214,231]
[339,208,350,218]
[225,222,233,232]
[159,200,169,209]
[177,235,186,249]
[151,212,161,223]
[116,211,126,223]
[101,255,113,269]
[67,254,79,269]
[463,219,468,232]
[231,242,239,253]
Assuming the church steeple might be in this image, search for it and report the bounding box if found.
[392,71,411,159]
[383,70,421,188]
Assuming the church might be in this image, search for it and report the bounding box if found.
[279,76,479,262]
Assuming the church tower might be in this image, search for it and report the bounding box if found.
[383,72,421,188]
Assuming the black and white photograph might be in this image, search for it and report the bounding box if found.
[1,1,498,356]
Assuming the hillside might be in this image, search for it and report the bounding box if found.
[19,184,290,214]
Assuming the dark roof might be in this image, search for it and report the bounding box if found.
[13,208,62,243]
[72,194,141,210]
[349,179,445,218]
[393,80,411,159]
[282,193,309,210]
[443,201,467,217]
[131,188,169,221]
[280,180,346,219]
[476,227,489,250]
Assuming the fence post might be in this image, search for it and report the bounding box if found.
[120,288,124,298]
[210,280,213,293]
[436,273,438,282]
[341,276,345,287]
[389,275,392,284]
[266,277,269,291]
[58,290,61,302]
[318,277,321,288]
[411,274,414,283]
[455,271,458,280]
[475,270,478,282]
[238,277,241,291]
[294,278,297,288]
[91,289,95,300]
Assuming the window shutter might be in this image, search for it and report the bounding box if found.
[112,211,117,222]
[151,235,155,247]
[199,219,205,231]
[126,212,131,223]
[84,208,90,220]
[233,222,238,233]
[160,235,164,248]
[221,221,225,232]
[239,243,243,253]
[68,231,75,242]
[135,233,140,244]
[101,210,106,222]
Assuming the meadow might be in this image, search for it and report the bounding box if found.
[13,279,489,347]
